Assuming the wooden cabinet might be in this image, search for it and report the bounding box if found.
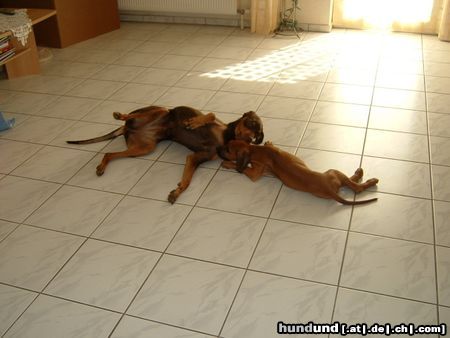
[1,8,56,78]
[0,0,120,48]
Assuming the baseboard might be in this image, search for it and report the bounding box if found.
[119,12,251,27]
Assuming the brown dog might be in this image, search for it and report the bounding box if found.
[218,140,379,205]
[67,106,264,203]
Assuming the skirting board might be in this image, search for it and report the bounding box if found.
[120,12,251,27]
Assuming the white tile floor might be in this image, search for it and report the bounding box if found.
[0,22,450,337]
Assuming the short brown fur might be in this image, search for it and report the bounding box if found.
[219,140,379,205]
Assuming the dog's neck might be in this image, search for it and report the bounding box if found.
[223,119,239,144]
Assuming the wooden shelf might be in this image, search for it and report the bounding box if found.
[0,48,31,66]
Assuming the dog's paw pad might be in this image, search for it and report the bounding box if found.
[96,166,104,176]
[168,190,178,204]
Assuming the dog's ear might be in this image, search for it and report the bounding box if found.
[236,148,250,173]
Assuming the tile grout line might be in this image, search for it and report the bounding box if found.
[328,28,383,330]
[421,34,442,329]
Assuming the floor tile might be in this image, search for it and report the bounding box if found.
[131,67,187,86]
[67,79,125,99]
[208,45,253,60]
[41,61,106,78]
[301,123,365,154]
[0,140,42,174]
[364,129,429,163]
[427,93,450,114]
[435,200,450,247]
[376,72,425,91]
[0,220,18,241]
[81,100,141,125]
[130,161,215,205]
[429,113,450,137]
[110,83,169,104]
[93,196,191,251]
[77,49,126,64]
[368,106,427,134]
[269,80,324,100]
[327,67,376,86]
[221,78,274,95]
[0,225,83,290]
[12,146,95,183]
[170,42,216,57]
[5,295,120,338]
[437,246,450,307]
[113,51,164,67]
[26,186,121,236]
[3,76,83,95]
[0,285,36,336]
[311,101,369,127]
[351,192,433,243]
[45,239,160,312]
[362,157,431,199]
[0,116,74,144]
[373,88,425,111]
[155,87,215,108]
[433,165,450,202]
[257,96,315,120]
[426,76,450,95]
[168,207,265,267]
[262,118,306,147]
[198,170,281,217]
[50,121,119,151]
[0,176,60,223]
[341,232,436,302]
[0,91,57,115]
[378,59,423,75]
[440,306,450,329]
[222,271,335,338]
[272,185,354,230]
[250,219,346,284]
[431,136,450,166]
[204,91,264,114]
[68,154,152,194]
[153,54,203,71]
[175,71,228,90]
[334,288,437,327]
[319,83,373,105]
[423,50,450,64]
[37,96,101,120]
[111,316,211,338]
[128,255,243,335]
[424,62,450,77]
[90,65,145,82]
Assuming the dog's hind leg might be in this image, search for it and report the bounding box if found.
[350,168,364,182]
[327,169,378,193]
[96,142,156,176]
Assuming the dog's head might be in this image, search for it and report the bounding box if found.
[218,140,251,172]
[235,111,264,144]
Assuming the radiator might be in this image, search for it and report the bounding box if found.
[117,0,238,16]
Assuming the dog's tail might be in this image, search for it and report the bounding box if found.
[334,194,378,206]
[66,126,125,145]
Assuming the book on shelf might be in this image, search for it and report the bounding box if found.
[0,47,15,63]
[0,35,15,63]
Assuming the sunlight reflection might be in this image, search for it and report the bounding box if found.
[200,37,333,82]
[343,0,433,27]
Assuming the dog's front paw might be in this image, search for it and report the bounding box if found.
[264,141,274,146]
[96,165,105,176]
[183,118,203,130]
[168,189,178,204]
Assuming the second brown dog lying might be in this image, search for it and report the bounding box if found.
[219,140,379,205]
